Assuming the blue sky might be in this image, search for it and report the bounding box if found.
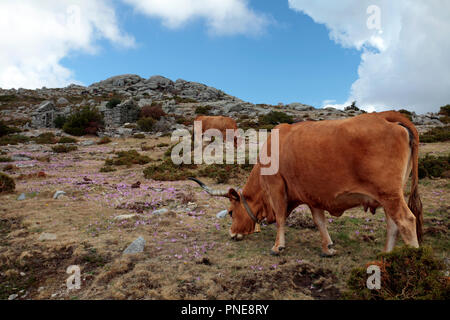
[1,0,449,113]
[62,1,360,108]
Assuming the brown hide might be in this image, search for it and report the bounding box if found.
[231,111,423,246]
[194,115,238,139]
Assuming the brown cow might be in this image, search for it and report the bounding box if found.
[194,115,241,145]
[189,111,423,256]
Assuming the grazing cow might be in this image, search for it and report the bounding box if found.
[189,111,423,256]
[194,115,241,145]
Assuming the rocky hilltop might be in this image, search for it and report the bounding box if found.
[0,74,445,137]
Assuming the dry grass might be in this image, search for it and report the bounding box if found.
[0,135,448,300]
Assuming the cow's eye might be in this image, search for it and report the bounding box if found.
[228,211,233,217]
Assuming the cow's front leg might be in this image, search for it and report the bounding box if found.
[311,207,336,257]
[271,217,286,256]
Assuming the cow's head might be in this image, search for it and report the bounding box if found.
[188,178,259,240]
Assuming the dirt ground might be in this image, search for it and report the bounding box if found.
[0,134,449,300]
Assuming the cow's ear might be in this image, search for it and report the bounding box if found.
[227,188,240,201]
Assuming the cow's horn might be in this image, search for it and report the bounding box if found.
[188,177,228,197]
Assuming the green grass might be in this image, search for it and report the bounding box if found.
[51,144,78,153]
[418,154,450,179]
[0,134,30,146]
[105,150,151,167]
[420,126,450,143]
[345,246,450,300]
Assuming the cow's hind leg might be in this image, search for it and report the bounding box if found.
[310,207,336,257]
[382,196,419,250]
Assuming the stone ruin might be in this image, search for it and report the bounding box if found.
[31,101,70,128]
[30,97,141,129]
[99,98,140,127]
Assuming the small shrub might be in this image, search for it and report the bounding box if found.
[97,136,112,145]
[438,105,450,124]
[0,94,18,102]
[100,165,117,173]
[105,150,151,166]
[0,134,30,146]
[54,115,67,129]
[33,132,58,144]
[345,246,450,300]
[52,144,78,153]
[0,121,21,137]
[175,116,192,126]
[420,126,450,143]
[195,105,212,115]
[2,164,16,172]
[259,111,294,125]
[438,104,450,117]
[157,143,169,147]
[133,133,146,139]
[140,105,166,120]
[0,157,12,162]
[58,136,78,144]
[398,109,413,121]
[418,154,450,179]
[345,101,360,111]
[106,98,121,109]
[137,117,155,132]
[143,158,195,181]
[63,106,104,136]
[198,164,235,184]
[174,96,197,104]
[0,172,15,193]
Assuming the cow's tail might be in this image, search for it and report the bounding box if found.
[377,111,423,243]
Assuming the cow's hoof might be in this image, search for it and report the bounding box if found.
[270,246,285,256]
[320,248,336,258]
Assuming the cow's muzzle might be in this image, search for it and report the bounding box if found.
[229,229,244,241]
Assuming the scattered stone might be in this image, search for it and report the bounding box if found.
[216,210,228,219]
[11,154,33,161]
[131,181,141,188]
[16,163,35,168]
[186,202,197,211]
[81,140,95,146]
[114,214,137,221]
[8,294,18,300]
[39,233,57,241]
[17,193,26,201]
[53,190,66,199]
[152,208,169,215]
[56,97,69,106]
[123,236,145,254]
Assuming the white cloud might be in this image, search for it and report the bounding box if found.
[289,0,450,114]
[0,0,134,89]
[123,0,269,36]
